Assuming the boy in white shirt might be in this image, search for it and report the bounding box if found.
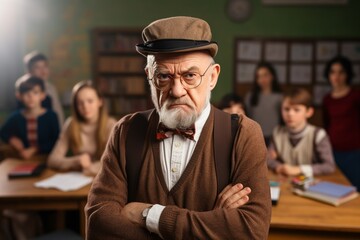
[268,88,335,177]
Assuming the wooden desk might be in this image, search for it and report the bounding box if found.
[0,159,90,238]
[269,169,360,240]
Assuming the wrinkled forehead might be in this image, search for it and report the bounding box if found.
[148,51,212,70]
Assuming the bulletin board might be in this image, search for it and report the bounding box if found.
[233,38,360,106]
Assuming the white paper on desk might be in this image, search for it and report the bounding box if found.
[34,172,93,192]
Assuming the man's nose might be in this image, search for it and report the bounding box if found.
[169,78,187,98]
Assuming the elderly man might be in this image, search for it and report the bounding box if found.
[86,16,271,240]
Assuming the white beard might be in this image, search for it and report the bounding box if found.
[150,83,211,129]
[159,100,198,129]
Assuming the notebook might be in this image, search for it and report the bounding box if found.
[8,162,46,179]
[307,181,357,198]
[293,181,358,207]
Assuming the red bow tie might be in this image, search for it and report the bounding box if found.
[156,123,196,140]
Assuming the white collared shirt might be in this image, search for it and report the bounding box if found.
[145,104,211,236]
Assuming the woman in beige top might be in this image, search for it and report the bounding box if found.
[48,81,116,176]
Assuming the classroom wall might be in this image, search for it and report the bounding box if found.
[0,0,359,118]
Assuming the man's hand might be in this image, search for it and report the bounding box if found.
[121,202,153,227]
[214,183,251,209]
[276,164,301,176]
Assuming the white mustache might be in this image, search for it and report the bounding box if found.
[164,98,195,110]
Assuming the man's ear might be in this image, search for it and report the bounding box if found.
[209,64,220,90]
[306,107,314,118]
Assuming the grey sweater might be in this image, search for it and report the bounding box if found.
[245,92,282,137]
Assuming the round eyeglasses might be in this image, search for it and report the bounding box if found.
[148,63,214,91]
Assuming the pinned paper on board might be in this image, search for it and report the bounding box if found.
[291,43,313,62]
[237,41,262,61]
[236,63,257,83]
[316,41,338,61]
[341,42,360,61]
[265,42,287,61]
[290,64,312,84]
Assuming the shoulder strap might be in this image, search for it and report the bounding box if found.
[126,108,239,200]
[125,109,153,202]
[213,108,240,194]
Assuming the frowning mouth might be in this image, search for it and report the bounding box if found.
[170,103,187,107]
[168,103,192,110]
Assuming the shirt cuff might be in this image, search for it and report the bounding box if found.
[146,204,165,236]
[300,165,313,177]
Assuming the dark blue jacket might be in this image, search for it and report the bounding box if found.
[0,110,60,154]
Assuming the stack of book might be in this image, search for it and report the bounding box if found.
[293,181,358,206]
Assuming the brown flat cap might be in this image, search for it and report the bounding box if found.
[136,16,218,57]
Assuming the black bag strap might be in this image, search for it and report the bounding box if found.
[125,109,153,202]
[213,108,239,194]
[125,108,240,201]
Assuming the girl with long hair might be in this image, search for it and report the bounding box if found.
[245,62,282,145]
[48,81,116,176]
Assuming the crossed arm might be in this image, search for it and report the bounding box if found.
[121,183,251,231]
[86,117,271,240]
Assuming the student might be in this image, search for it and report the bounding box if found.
[268,88,335,177]
[15,51,65,127]
[322,55,360,189]
[0,76,60,159]
[218,93,246,115]
[48,81,116,176]
[245,62,282,145]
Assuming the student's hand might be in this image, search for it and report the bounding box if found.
[214,183,251,209]
[121,202,153,228]
[269,148,278,160]
[79,153,92,169]
[276,164,301,176]
[9,137,24,152]
[20,147,37,160]
[275,164,284,175]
